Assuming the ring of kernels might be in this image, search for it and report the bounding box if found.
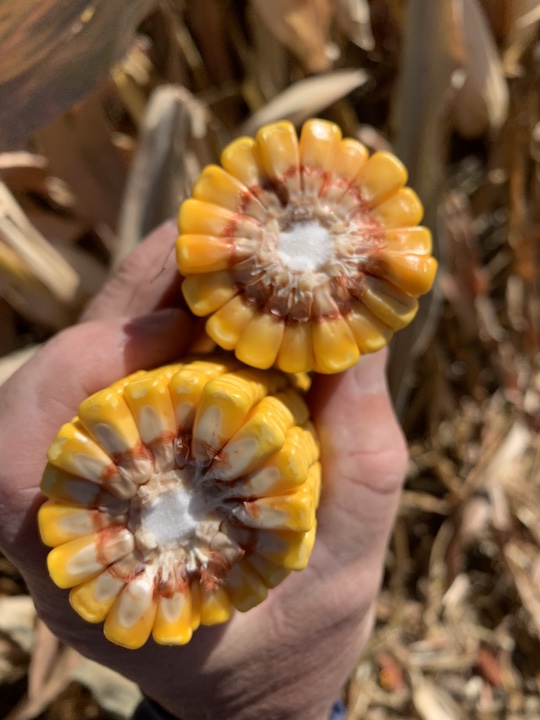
[177,119,437,374]
[39,358,320,649]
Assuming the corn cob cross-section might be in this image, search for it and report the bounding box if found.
[177,119,437,374]
[39,358,320,649]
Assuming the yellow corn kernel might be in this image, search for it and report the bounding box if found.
[70,572,125,623]
[361,277,419,330]
[355,151,408,205]
[256,121,301,199]
[45,420,133,499]
[253,525,317,570]
[178,199,234,237]
[384,226,433,254]
[235,312,285,369]
[182,271,237,316]
[47,421,114,482]
[332,138,369,182]
[246,554,291,589]
[41,466,120,508]
[192,371,270,460]
[312,316,360,373]
[104,568,157,650]
[123,375,177,471]
[206,294,255,350]
[124,376,176,442]
[209,395,293,480]
[221,136,265,189]
[276,324,316,374]
[168,363,226,432]
[346,302,394,354]
[177,234,233,274]
[78,390,141,455]
[233,482,316,532]
[300,119,342,197]
[179,199,261,239]
[375,250,438,296]
[200,587,233,625]
[235,426,317,498]
[38,501,121,547]
[225,559,268,612]
[153,590,193,645]
[372,187,424,229]
[46,529,134,589]
[193,164,267,222]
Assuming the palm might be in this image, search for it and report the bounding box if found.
[0,224,407,720]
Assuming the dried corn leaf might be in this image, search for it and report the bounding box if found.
[184,0,237,86]
[112,44,154,126]
[479,0,538,44]
[5,621,80,720]
[0,154,48,195]
[0,0,156,147]
[0,280,75,330]
[240,2,290,104]
[333,0,375,50]
[0,596,36,653]
[0,241,37,290]
[117,85,215,264]
[36,89,130,236]
[452,0,509,138]
[388,0,456,413]
[73,660,142,719]
[503,0,540,75]
[413,678,465,720]
[0,183,79,303]
[251,0,333,73]
[240,69,368,135]
[504,540,540,639]
[0,345,40,387]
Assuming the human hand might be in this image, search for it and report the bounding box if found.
[0,222,408,720]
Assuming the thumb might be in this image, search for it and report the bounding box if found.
[36,307,194,413]
[310,349,408,565]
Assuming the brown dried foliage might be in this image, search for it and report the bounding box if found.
[1,1,540,718]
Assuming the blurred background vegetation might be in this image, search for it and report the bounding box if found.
[1,1,540,718]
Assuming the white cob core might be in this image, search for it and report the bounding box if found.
[277,220,332,272]
[138,486,201,548]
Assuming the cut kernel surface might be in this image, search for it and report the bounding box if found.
[39,358,320,649]
[177,119,437,373]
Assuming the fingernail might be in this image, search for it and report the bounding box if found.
[352,349,388,394]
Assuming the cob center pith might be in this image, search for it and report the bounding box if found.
[230,198,386,321]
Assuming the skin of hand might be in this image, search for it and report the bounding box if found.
[0,222,408,720]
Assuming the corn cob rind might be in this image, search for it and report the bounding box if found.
[177,118,437,373]
[39,358,320,649]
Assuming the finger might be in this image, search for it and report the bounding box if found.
[81,221,185,322]
[310,349,408,566]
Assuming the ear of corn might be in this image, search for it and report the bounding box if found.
[177,118,437,374]
[38,358,320,650]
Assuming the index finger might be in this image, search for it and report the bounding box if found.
[81,221,185,322]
